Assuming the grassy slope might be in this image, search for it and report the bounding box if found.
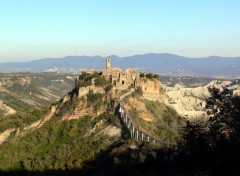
[126,96,185,143]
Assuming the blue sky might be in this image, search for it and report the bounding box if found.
[1,0,240,62]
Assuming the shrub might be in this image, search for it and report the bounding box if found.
[87,91,104,115]
[135,87,143,95]
[94,76,109,87]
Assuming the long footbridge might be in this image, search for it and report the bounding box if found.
[117,89,170,147]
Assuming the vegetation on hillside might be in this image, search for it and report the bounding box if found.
[78,87,240,175]
[126,95,184,143]
[175,87,240,174]
[140,72,160,80]
[0,108,49,133]
[87,90,104,115]
[0,72,74,114]
[78,71,110,87]
[1,73,239,175]
[0,93,120,172]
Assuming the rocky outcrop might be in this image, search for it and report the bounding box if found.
[77,85,105,98]
[98,125,121,138]
[125,96,155,122]
[140,79,161,100]
[18,77,31,86]
[0,128,16,145]
[0,101,16,115]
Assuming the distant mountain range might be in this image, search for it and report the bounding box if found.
[1,53,240,78]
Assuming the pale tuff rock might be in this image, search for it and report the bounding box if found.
[77,85,105,98]
[85,120,120,138]
[163,80,239,119]
[0,106,57,145]
[19,106,56,137]
[0,101,16,115]
[18,77,31,86]
[140,79,161,100]
[0,78,13,87]
[125,97,155,122]
[62,94,70,103]
[97,125,121,138]
[102,125,121,137]
[0,128,16,145]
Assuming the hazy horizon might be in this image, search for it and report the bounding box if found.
[1,52,240,64]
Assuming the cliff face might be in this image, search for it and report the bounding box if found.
[77,85,105,98]
[139,79,161,100]
[162,80,240,120]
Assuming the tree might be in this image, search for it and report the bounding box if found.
[135,87,143,95]
[87,91,104,116]
[94,76,110,87]
[176,87,240,174]
[145,73,160,80]
[206,88,240,140]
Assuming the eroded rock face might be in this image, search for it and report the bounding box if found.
[77,85,105,98]
[124,96,155,122]
[139,79,161,101]
[234,85,240,95]
[18,77,31,86]
[0,101,16,115]
[0,78,13,87]
[163,80,240,120]
[140,79,160,94]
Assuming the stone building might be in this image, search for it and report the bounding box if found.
[102,57,140,87]
[75,57,161,99]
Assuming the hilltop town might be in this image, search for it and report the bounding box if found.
[74,57,161,100]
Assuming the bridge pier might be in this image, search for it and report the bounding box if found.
[136,130,139,141]
[141,133,144,141]
[147,136,150,142]
[127,120,131,129]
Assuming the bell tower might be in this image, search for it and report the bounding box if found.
[106,57,111,70]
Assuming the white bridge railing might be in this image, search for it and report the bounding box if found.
[118,89,170,147]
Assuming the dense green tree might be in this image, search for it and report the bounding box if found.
[94,76,109,87]
[146,73,160,80]
[87,90,104,116]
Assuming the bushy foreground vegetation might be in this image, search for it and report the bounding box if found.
[175,88,240,175]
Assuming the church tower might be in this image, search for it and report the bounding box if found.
[106,57,111,70]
